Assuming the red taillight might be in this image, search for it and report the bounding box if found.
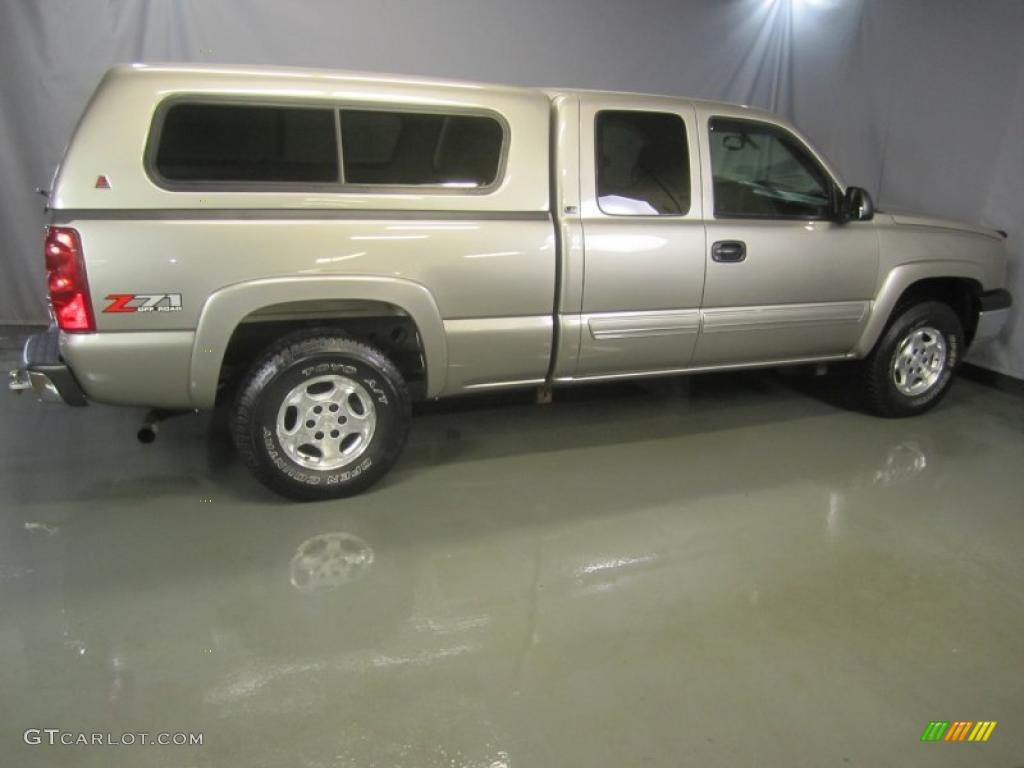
[44,226,94,332]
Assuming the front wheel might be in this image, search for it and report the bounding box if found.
[232,331,411,501]
[857,300,963,418]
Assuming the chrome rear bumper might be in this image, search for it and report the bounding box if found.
[7,327,88,406]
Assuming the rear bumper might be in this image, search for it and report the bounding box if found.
[7,327,88,406]
[973,289,1013,346]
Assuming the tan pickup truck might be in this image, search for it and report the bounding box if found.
[9,64,1012,499]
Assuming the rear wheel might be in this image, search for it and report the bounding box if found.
[232,330,411,501]
[857,300,963,417]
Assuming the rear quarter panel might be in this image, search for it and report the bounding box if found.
[59,214,555,406]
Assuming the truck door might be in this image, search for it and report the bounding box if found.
[572,96,706,378]
[692,111,879,365]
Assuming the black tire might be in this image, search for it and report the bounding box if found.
[857,300,963,418]
[232,330,411,501]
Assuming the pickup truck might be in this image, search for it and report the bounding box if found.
[9,64,1013,500]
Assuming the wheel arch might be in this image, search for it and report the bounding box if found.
[190,276,447,408]
[853,263,986,357]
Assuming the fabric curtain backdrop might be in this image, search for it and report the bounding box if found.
[0,0,1021,377]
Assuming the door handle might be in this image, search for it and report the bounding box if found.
[711,240,746,263]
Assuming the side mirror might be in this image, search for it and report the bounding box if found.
[841,186,875,222]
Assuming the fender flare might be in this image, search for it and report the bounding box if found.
[189,275,447,408]
[852,261,985,357]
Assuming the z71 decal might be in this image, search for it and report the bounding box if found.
[104,293,183,313]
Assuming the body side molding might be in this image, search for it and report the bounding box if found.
[586,309,701,340]
[701,301,868,333]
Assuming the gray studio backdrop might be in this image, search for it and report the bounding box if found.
[1,0,1021,378]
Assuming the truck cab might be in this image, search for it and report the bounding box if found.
[550,90,881,381]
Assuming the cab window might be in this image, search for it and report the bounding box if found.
[709,117,834,219]
[596,111,690,216]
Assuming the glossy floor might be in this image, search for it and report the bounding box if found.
[1,365,1022,767]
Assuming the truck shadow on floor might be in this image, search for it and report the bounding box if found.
[390,368,966,472]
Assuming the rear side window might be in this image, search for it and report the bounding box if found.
[596,111,690,216]
[154,103,339,183]
[340,110,504,187]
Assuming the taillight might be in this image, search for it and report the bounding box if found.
[44,226,94,333]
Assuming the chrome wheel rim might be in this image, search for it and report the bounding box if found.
[276,374,376,471]
[891,326,947,397]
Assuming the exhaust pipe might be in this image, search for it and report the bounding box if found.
[136,408,191,444]
[137,421,158,444]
